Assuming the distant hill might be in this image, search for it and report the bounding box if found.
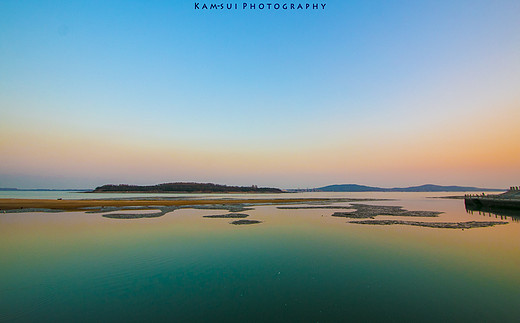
[92,182,284,193]
[315,184,504,192]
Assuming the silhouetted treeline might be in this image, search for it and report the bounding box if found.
[93,182,283,193]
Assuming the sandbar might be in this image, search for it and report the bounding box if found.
[0,198,345,212]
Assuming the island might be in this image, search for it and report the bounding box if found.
[91,182,283,193]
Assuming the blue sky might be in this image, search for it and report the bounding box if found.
[1,1,519,188]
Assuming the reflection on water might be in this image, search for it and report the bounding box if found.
[465,204,520,222]
[1,193,520,322]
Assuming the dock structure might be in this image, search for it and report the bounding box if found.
[464,187,520,210]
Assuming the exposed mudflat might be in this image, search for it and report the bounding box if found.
[349,220,507,229]
[330,204,442,219]
[331,211,372,219]
[190,204,254,212]
[203,213,249,218]
[230,219,262,225]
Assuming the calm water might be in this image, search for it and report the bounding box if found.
[1,192,519,322]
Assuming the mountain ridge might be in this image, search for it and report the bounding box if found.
[314,184,504,192]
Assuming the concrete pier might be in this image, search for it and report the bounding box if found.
[464,187,520,210]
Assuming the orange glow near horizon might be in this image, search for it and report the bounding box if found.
[1,102,519,188]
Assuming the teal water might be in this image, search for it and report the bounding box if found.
[1,194,520,322]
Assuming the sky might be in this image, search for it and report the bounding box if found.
[1,0,519,189]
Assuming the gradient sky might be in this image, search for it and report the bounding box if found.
[1,0,519,189]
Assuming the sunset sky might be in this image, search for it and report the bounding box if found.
[1,1,519,189]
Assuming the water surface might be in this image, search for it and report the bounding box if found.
[1,193,519,322]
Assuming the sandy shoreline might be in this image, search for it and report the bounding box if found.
[0,197,342,212]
